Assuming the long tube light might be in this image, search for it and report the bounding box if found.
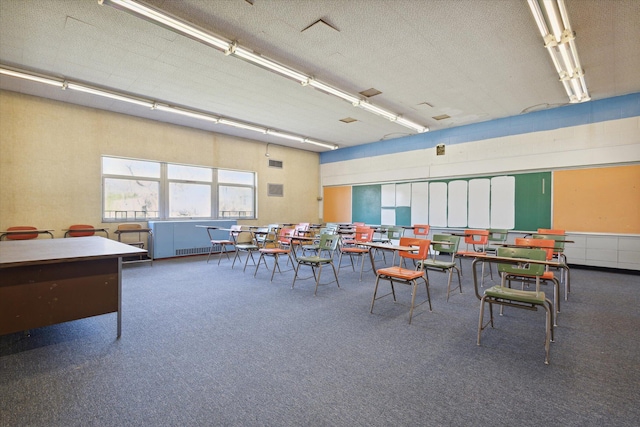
[99,0,230,51]
[98,0,428,133]
[0,68,64,88]
[233,46,308,83]
[66,82,154,108]
[154,104,219,122]
[527,0,590,103]
[1,65,338,150]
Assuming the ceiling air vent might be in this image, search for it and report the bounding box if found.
[359,88,382,98]
[268,159,283,168]
[432,114,451,121]
[268,183,284,197]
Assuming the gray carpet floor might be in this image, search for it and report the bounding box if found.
[1,253,639,427]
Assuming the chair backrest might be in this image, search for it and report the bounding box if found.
[6,226,38,240]
[515,237,554,261]
[324,223,338,233]
[294,223,309,235]
[496,247,546,277]
[464,229,489,246]
[533,233,565,253]
[352,222,365,227]
[278,228,294,245]
[487,229,509,243]
[431,234,460,255]
[386,226,404,243]
[318,233,340,253]
[117,223,142,231]
[398,237,430,263]
[68,224,95,237]
[235,230,255,245]
[353,226,374,243]
[413,224,430,238]
[538,228,565,235]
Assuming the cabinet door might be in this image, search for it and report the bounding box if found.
[514,172,551,231]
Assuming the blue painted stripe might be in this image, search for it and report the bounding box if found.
[320,92,640,164]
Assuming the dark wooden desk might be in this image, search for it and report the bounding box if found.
[0,236,146,337]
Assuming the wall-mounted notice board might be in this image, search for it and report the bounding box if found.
[323,172,552,230]
[553,165,640,234]
[323,186,352,223]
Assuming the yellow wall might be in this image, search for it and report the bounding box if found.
[0,90,320,237]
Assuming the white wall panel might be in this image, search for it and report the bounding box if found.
[396,183,411,207]
[447,180,468,227]
[429,182,448,227]
[411,182,429,225]
[468,179,490,228]
[490,176,515,229]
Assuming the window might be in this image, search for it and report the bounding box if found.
[218,169,256,218]
[102,156,256,221]
[103,157,161,220]
[168,164,212,218]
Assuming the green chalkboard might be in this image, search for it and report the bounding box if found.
[514,172,551,231]
[395,207,412,226]
[352,185,381,224]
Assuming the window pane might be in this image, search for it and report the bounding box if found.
[104,178,159,220]
[218,169,254,185]
[219,185,254,218]
[103,157,160,178]
[169,183,212,217]
[168,164,212,182]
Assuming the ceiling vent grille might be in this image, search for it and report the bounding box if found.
[268,159,283,168]
[268,183,284,197]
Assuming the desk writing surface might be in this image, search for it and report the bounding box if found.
[0,236,145,267]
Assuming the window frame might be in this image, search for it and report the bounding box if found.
[101,156,257,222]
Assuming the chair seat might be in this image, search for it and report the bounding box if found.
[456,250,486,256]
[508,271,556,280]
[211,239,234,245]
[484,285,546,304]
[421,259,456,269]
[341,247,368,254]
[377,266,424,281]
[259,248,290,255]
[298,255,333,264]
[236,244,259,250]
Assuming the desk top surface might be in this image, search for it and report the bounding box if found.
[0,236,146,268]
[361,242,416,251]
[463,252,563,267]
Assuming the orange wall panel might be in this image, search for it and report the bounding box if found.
[323,186,351,223]
[553,165,640,233]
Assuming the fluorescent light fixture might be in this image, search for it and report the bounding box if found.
[0,67,64,88]
[217,118,267,134]
[233,46,308,83]
[306,79,361,104]
[99,0,230,51]
[100,0,429,135]
[266,129,304,142]
[66,82,154,108]
[2,64,339,150]
[358,101,398,121]
[154,104,219,122]
[527,0,590,103]
[395,116,429,133]
[304,138,338,150]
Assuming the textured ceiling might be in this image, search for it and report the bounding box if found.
[1,0,639,153]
